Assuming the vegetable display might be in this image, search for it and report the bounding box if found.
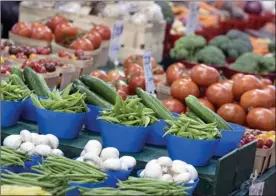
[1,185,51,196]
[80,187,145,195]
[1,147,30,167]
[195,45,226,66]
[0,80,31,101]
[98,95,158,127]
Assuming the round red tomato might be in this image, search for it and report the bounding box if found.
[219,80,234,91]
[162,98,186,114]
[114,80,129,95]
[91,25,111,40]
[197,98,215,111]
[166,63,189,85]
[231,73,244,81]
[107,70,126,83]
[46,15,67,32]
[190,64,219,86]
[128,75,145,95]
[125,63,144,76]
[123,54,142,69]
[260,78,272,87]
[153,65,165,75]
[217,103,246,125]
[206,83,234,107]
[90,70,108,81]
[70,38,94,51]
[246,108,275,131]
[87,31,102,49]
[31,25,53,41]
[55,22,79,45]
[11,22,31,37]
[171,79,200,101]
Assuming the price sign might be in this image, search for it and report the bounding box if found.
[249,182,264,196]
[186,2,200,35]
[108,20,124,66]
[143,52,156,95]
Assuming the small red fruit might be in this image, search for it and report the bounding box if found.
[256,139,264,148]
[265,138,274,149]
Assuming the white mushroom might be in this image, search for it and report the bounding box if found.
[102,158,122,171]
[171,160,188,175]
[46,134,59,149]
[161,174,173,182]
[20,130,32,143]
[100,147,119,161]
[33,135,49,146]
[84,140,102,156]
[33,144,52,156]
[83,152,102,167]
[173,172,191,183]
[144,163,163,179]
[185,164,198,181]
[120,156,136,169]
[19,142,35,153]
[51,149,64,156]
[3,135,22,150]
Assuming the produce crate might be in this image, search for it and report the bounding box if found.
[269,149,275,169]
[254,144,275,175]
[9,32,51,48]
[156,81,171,100]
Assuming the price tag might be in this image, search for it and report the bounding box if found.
[143,52,156,95]
[249,182,264,196]
[186,2,200,35]
[108,20,124,66]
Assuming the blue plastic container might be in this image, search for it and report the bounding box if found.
[166,135,220,166]
[36,107,86,139]
[21,98,37,122]
[146,113,179,146]
[214,123,246,157]
[137,170,199,195]
[106,168,133,182]
[1,100,24,127]
[85,104,102,132]
[98,119,152,152]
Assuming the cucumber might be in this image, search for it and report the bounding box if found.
[73,84,112,108]
[11,66,23,81]
[80,75,117,105]
[136,88,174,120]
[185,95,233,130]
[23,67,51,97]
[73,79,87,88]
[9,74,25,86]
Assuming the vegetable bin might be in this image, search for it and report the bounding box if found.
[84,104,102,132]
[98,119,152,152]
[36,107,86,139]
[1,100,25,127]
[166,135,220,166]
[21,97,37,122]
[214,123,246,157]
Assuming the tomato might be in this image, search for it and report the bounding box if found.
[219,80,234,91]
[91,25,111,40]
[128,75,145,95]
[11,22,32,37]
[153,65,164,75]
[166,63,189,85]
[153,75,163,84]
[198,98,215,111]
[260,78,272,87]
[270,108,275,115]
[70,38,94,51]
[206,83,234,107]
[31,25,53,41]
[240,89,274,111]
[55,22,79,45]
[232,75,262,99]
[171,79,200,101]
[246,108,275,131]
[190,64,219,87]
[217,103,246,125]
[90,70,108,81]
[107,70,126,83]
[125,63,144,76]
[117,90,127,100]
[123,54,142,69]
[114,80,129,95]
[87,31,102,49]
[162,98,186,114]
[46,15,68,32]
[231,73,244,81]
[263,85,276,98]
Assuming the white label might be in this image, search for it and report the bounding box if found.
[108,20,124,65]
[249,182,264,196]
[186,2,200,35]
[143,52,156,95]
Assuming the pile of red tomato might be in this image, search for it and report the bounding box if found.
[162,63,275,131]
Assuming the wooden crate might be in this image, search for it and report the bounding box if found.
[254,144,275,174]
[156,80,171,100]
[269,148,275,168]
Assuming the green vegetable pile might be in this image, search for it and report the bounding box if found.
[98,96,158,127]
[0,80,31,101]
[196,45,226,66]
[31,84,87,113]
[1,147,30,167]
[32,155,107,183]
[209,29,253,59]
[231,52,276,74]
[268,41,275,54]
[80,187,146,195]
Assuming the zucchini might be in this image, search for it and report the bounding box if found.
[23,67,51,97]
[185,95,232,130]
[73,79,87,88]
[11,66,23,81]
[9,74,25,86]
[136,88,174,120]
[73,84,112,108]
[80,75,117,105]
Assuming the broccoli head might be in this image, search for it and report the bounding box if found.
[195,46,226,66]
[268,41,275,53]
[230,52,261,73]
[209,35,230,48]
[259,56,276,74]
[170,47,188,60]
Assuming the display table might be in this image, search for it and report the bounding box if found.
[1,121,261,196]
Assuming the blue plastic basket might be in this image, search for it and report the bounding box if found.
[1,100,25,127]
[214,123,246,157]
[21,97,37,122]
[84,104,102,132]
[166,135,220,166]
[105,168,133,182]
[36,107,86,139]
[98,119,152,152]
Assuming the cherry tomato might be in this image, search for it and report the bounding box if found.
[11,22,32,37]
[70,38,94,51]
[90,70,108,81]
[128,75,145,95]
[125,63,144,76]
[74,49,84,58]
[31,25,53,41]
[46,15,68,32]
[166,63,189,85]
[171,79,200,101]
[91,25,111,40]
[217,103,246,125]
[190,64,219,87]
[162,98,186,114]
[107,70,126,83]
[246,108,275,131]
[55,22,79,45]
[206,83,234,107]
[87,31,102,49]
[114,80,129,95]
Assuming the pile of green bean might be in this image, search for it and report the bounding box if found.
[80,187,147,195]
[32,155,107,183]
[0,80,31,101]
[31,84,87,113]
[1,170,72,195]
[98,96,158,127]
[0,147,30,167]
[164,112,221,140]
[117,177,188,195]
